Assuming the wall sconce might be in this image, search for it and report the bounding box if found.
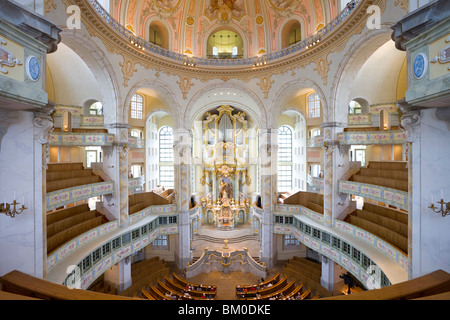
[1,198,27,218]
[429,191,450,217]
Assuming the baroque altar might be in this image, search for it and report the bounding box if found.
[199,106,251,230]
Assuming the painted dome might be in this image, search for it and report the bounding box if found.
[111,0,340,57]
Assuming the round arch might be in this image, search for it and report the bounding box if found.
[142,16,172,51]
[329,26,399,123]
[201,23,249,59]
[57,29,122,125]
[123,78,179,126]
[279,17,306,49]
[183,81,268,130]
[270,78,327,128]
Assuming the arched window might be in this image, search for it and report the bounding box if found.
[278,125,293,192]
[348,100,362,114]
[159,126,174,189]
[89,102,103,115]
[288,26,302,46]
[131,94,144,119]
[149,26,162,47]
[207,30,243,59]
[308,92,321,118]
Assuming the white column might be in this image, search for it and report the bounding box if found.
[103,124,130,227]
[321,122,350,226]
[104,257,132,293]
[173,128,193,269]
[0,106,53,278]
[259,129,278,269]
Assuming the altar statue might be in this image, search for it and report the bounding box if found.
[221,190,231,206]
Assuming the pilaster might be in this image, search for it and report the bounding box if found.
[173,128,193,269]
[321,122,349,227]
[258,128,278,269]
[103,123,130,227]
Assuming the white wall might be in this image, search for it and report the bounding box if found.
[410,108,450,278]
[0,111,45,277]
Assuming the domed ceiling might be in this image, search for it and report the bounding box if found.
[112,0,339,57]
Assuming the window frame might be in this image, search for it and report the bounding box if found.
[308,92,321,119]
[130,93,144,120]
[159,126,174,189]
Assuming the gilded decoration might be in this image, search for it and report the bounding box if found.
[186,16,195,26]
[204,0,246,22]
[66,0,387,99]
[155,0,182,12]
[268,0,295,11]
[201,105,250,230]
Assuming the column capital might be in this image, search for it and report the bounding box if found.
[397,98,421,143]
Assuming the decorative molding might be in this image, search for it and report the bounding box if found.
[44,0,57,14]
[177,75,194,100]
[313,55,332,86]
[65,0,385,99]
[397,98,421,143]
[118,54,138,87]
[256,76,274,99]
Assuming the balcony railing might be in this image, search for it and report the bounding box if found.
[88,0,361,68]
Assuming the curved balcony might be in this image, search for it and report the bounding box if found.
[337,130,406,145]
[80,0,365,74]
[48,131,114,147]
[46,203,178,289]
[274,206,408,290]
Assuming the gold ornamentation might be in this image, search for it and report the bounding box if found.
[119,55,138,87]
[177,76,194,99]
[256,76,274,99]
[256,16,264,25]
[313,55,332,86]
[186,16,194,26]
[44,0,57,14]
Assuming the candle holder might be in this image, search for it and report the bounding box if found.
[0,200,27,218]
[428,199,450,217]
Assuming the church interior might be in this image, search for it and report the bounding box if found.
[0,0,449,301]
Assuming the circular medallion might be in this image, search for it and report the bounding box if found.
[186,16,194,26]
[256,16,264,25]
[26,56,40,81]
[413,53,427,79]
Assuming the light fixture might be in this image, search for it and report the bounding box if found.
[1,197,27,218]
[429,191,450,217]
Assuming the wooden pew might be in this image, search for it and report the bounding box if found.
[235,272,279,296]
[282,283,303,300]
[321,269,450,300]
[300,288,312,300]
[0,270,137,300]
[165,277,216,299]
[172,273,217,292]
[260,280,296,300]
[237,276,287,300]
[149,285,172,300]
[141,289,156,300]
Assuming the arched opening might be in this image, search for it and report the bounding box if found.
[281,20,302,49]
[148,21,169,50]
[206,29,244,59]
[277,110,307,196]
[145,110,175,192]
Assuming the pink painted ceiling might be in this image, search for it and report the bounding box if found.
[112,0,339,56]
